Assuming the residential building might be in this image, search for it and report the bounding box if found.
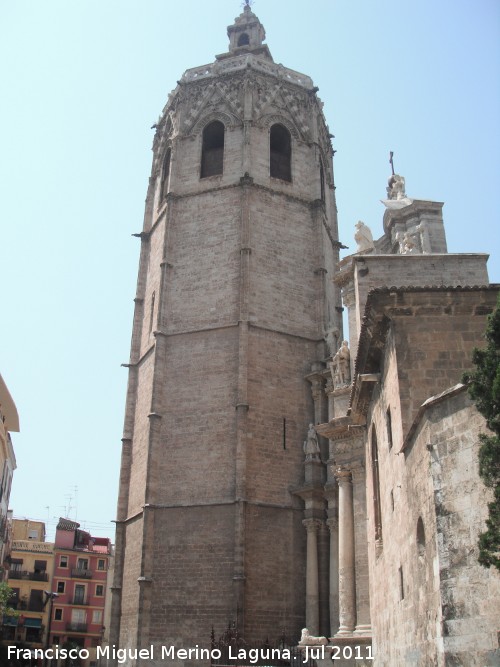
[0,374,18,573]
[50,518,112,666]
[3,519,54,649]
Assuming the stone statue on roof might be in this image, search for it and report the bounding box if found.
[330,340,351,388]
[387,173,406,200]
[354,221,375,252]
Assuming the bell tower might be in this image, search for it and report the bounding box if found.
[111,6,342,661]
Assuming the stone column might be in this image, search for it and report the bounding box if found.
[335,467,356,635]
[326,516,339,637]
[351,462,371,636]
[302,518,321,635]
[318,521,330,638]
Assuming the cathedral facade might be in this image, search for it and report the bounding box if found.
[110,7,500,667]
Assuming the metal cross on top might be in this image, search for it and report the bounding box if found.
[389,151,395,175]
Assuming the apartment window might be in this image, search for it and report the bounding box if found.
[29,589,44,612]
[200,121,224,178]
[71,608,86,624]
[28,529,38,540]
[10,559,22,572]
[54,608,63,621]
[97,559,106,571]
[77,558,89,570]
[34,560,46,574]
[95,584,104,597]
[26,627,41,642]
[74,584,86,605]
[56,581,65,594]
[92,610,103,624]
[59,555,68,568]
[270,123,291,181]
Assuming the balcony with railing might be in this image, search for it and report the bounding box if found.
[71,567,92,579]
[9,570,48,581]
[72,596,89,606]
[66,622,87,633]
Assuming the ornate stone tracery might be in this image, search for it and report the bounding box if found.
[256,113,301,140]
[191,110,240,137]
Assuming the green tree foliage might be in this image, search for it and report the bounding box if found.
[0,580,17,617]
[463,293,500,570]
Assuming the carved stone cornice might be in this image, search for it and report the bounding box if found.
[350,373,381,425]
[315,416,353,441]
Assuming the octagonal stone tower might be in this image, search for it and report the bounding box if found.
[110,6,342,663]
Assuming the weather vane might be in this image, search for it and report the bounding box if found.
[389,151,395,175]
[242,0,253,7]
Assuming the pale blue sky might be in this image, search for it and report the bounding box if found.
[1,0,499,540]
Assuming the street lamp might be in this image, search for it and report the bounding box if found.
[43,591,59,667]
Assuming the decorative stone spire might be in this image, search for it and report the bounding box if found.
[216,4,273,61]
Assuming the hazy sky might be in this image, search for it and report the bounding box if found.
[1,0,499,540]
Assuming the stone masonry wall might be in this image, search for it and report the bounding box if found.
[349,253,489,354]
[366,335,444,666]
[426,392,500,665]
[363,289,500,666]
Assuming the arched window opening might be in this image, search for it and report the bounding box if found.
[237,33,250,46]
[160,149,171,201]
[320,161,325,201]
[416,517,426,558]
[201,121,225,178]
[270,123,291,181]
[371,426,383,548]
